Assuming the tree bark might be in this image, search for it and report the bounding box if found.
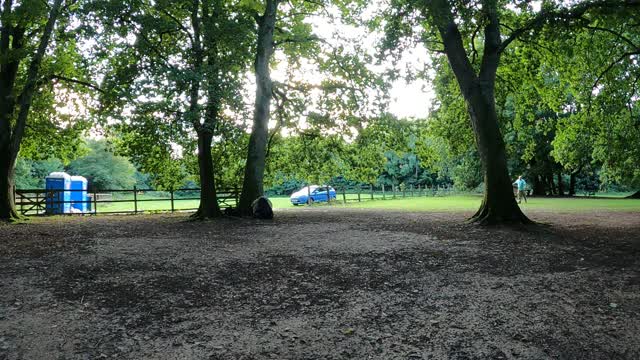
[557,172,564,196]
[0,0,62,221]
[0,151,18,220]
[186,0,223,219]
[547,174,556,195]
[238,0,278,216]
[430,0,531,225]
[569,172,577,196]
[466,87,530,224]
[193,129,222,218]
[533,175,546,196]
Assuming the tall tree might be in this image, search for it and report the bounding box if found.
[0,0,74,220]
[237,0,388,215]
[237,0,279,215]
[378,0,638,224]
[97,0,254,218]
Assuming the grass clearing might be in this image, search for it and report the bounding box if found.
[337,195,640,212]
[90,193,640,214]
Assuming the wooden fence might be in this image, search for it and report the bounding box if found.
[330,184,454,204]
[14,183,454,216]
[13,187,239,216]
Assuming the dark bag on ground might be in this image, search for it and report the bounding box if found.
[252,196,273,219]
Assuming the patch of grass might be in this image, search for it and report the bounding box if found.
[335,195,640,212]
[89,193,640,214]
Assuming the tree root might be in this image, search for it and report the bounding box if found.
[0,209,23,223]
[189,207,223,221]
[469,202,535,226]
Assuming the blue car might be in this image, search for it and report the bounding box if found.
[290,185,337,205]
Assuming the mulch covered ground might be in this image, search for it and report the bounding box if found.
[0,208,639,359]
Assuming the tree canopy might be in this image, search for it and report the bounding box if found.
[1,0,639,221]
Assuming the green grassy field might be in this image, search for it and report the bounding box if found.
[338,195,640,212]
[92,193,640,213]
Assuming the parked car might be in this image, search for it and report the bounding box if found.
[290,185,337,205]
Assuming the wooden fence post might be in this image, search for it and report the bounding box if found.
[12,186,17,214]
[170,189,175,213]
[133,185,138,214]
[93,188,98,214]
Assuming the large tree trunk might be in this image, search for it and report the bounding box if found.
[548,174,557,195]
[0,0,62,221]
[0,0,22,221]
[187,0,222,219]
[627,190,640,199]
[533,175,546,196]
[431,1,531,225]
[466,87,530,224]
[569,172,577,196]
[193,130,222,219]
[557,172,564,196]
[0,151,18,220]
[238,0,278,216]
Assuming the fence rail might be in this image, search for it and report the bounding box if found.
[14,183,454,216]
[333,184,454,204]
[14,187,239,216]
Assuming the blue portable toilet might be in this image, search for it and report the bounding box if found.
[70,176,88,213]
[45,172,71,214]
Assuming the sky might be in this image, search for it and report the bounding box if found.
[271,5,435,121]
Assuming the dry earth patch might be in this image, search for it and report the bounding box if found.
[0,209,639,359]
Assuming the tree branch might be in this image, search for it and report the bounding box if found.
[592,50,640,91]
[500,0,640,53]
[273,34,320,47]
[50,75,105,93]
[470,23,481,64]
[157,7,195,45]
[584,24,639,50]
[11,0,63,155]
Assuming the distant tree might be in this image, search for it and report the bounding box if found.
[68,140,136,190]
[14,157,65,189]
[549,10,640,198]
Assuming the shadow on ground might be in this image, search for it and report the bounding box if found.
[0,209,639,359]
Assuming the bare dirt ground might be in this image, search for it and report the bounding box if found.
[0,208,639,360]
